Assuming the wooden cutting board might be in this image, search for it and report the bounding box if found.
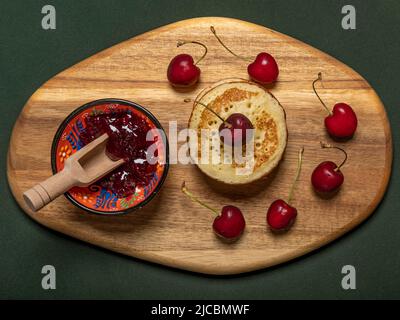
[7,17,392,275]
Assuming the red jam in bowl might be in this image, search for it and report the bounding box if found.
[80,111,159,198]
[53,100,168,214]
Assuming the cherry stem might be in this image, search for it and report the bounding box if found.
[287,147,304,205]
[184,98,232,128]
[181,181,219,216]
[177,40,208,65]
[312,72,333,116]
[210,26,250,62]
[320,142,348,171]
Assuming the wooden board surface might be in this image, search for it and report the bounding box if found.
[7,17,392,275]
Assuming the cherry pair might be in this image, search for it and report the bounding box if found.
[168,26,279,87]
[268,143,349,231]
[310,73,354,194]
[181,148,305,240]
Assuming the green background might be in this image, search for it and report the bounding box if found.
[0,0,399,299]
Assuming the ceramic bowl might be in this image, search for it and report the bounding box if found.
[51,98,169,214]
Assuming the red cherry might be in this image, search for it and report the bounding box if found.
[313,73,358,139]
[167,41,208,87]
[181,182,245,241]
[267,199,297,231]
[247,52,279,84]
[187,99,254,147]
[311,142,347,194]
[210,27,279,84]
[311,161,344,193]
[167,54,200,87]
[219,113,254,147]
[213,205,246,240]
[266,148,304,231]
[325,103,358,139]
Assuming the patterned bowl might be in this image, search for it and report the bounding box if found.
[51,98,169,214]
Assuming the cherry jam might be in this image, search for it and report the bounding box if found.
[80,110,158,198]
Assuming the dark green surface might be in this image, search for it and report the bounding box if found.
[0,0,399,299]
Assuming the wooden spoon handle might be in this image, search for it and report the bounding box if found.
[23,169,77,212]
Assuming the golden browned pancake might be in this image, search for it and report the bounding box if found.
[188,79,287,184]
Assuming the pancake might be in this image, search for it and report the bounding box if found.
[188,79,287,184]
